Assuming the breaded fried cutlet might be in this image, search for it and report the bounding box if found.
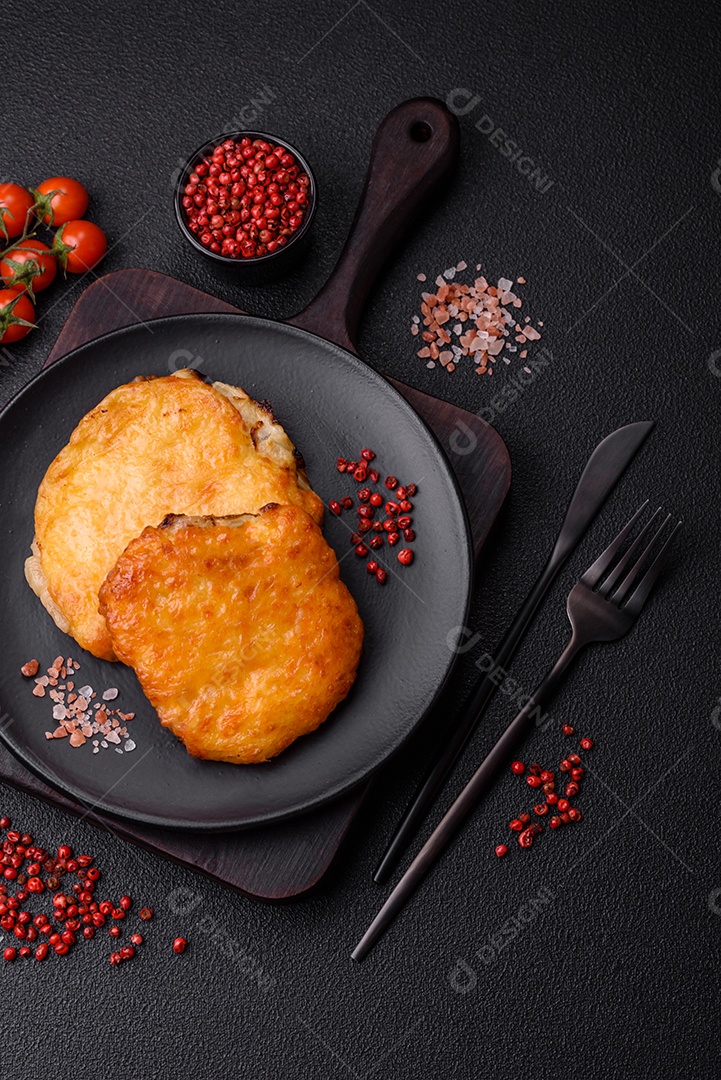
[98,504,364,764]
[26,370,323,660]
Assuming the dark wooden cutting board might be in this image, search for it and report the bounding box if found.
[0,268,511,899]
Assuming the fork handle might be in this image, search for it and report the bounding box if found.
[522,633,585,719]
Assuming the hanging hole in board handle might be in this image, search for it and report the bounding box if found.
[410,121,433,142]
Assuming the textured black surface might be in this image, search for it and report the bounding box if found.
[1,1,719,1077]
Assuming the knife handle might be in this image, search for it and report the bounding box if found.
[287,98,459,354]
[373,555,558,884]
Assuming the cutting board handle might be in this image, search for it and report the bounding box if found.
[286,98,460,355]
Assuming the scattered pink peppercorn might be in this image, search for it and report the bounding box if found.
[495,845,508,858]
[329,451,419,588]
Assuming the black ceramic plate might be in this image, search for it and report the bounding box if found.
[0,313,472,830]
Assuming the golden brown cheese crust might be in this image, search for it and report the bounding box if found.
[98,505,364,764]
[31,371,324,660]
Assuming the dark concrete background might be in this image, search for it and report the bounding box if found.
[1,1,719,1076]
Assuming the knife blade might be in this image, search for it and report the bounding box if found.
[372,420,654,887]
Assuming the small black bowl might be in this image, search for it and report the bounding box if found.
[173,130,317,282]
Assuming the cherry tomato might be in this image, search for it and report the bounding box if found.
[0,240,57,294]
[55,220,107,273]
[0,184,35,240]
[35,177,89,226]
[0,288,35,344]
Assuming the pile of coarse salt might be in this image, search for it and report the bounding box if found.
[21,655,137,755]
[412,261,543,375]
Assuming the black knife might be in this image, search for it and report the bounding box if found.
[373,420,654,886]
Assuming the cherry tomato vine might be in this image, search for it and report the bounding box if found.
[0,177,107,346]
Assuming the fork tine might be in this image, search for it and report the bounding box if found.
[614,520,682,614]
[580,501,649,588]
[597,508,665,597]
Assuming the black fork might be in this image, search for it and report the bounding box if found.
[352,503,681,961]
